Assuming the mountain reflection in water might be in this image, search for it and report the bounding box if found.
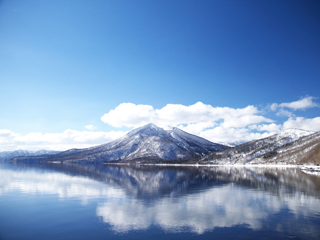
[0,163,320,239]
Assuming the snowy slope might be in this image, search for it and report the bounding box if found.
[169,127,229,154]
[200,129,314,165]
[252,131,320,165]
[11,123,228,164]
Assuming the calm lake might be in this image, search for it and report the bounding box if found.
[0,162,320,240]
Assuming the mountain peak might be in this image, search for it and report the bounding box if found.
[142,123,157,128]
[171,126,182,132]
[126,123,169,138]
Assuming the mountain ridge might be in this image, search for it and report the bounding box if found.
[8,126,319,166]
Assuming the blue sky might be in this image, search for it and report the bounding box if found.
[1,0,320,151]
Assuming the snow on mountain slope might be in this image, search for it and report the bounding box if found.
[200,129,314,165]
[223,140,247,147]
[251,131,320,165]
[11,123,228,164]
[88,124,197,161]
[126,123,171,138]
[168,127,229,154]
[274,129,313,142]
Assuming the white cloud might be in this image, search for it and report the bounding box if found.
[0,129,127,152]
[276,109,294,118]
[221,115,273,128]
[101,103,155,128]
[269,96,319,118]
[0,129,17,138]
[250,123,282,133]
[101,102,273,129]
[279,96,318,110]
[269,103,278,111]
[177,122,216,136]
[197,126,272,144]
[283,117,320,132]
[85,125,97,131]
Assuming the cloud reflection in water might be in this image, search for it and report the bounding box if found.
[1,164,320,237]
[0,168,125,204]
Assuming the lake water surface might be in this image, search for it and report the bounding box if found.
[1,162,320,239]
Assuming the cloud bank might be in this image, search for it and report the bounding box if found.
[85,125,97,131]
[101,102,273,129]
[0,129,127,151]
[1,96,319,151]
[100,96,320,144]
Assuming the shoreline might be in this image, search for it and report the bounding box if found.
[103,162,320,175]
[103,162,316,168]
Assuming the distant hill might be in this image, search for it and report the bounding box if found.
[0,150,60,162]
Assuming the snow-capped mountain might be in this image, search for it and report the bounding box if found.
[0,150,60,162]
[200,129,315,165]
[11,123,228,164]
